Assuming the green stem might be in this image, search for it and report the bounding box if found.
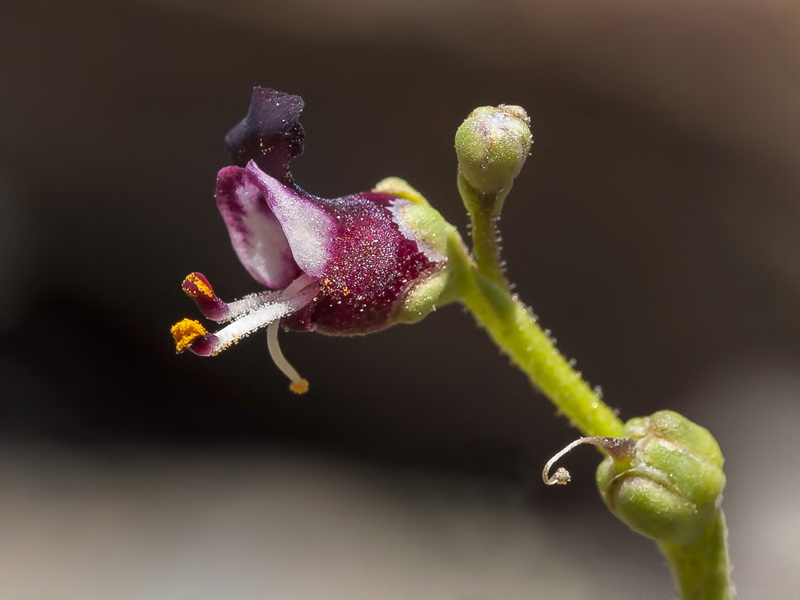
[659,511,732,600]
[453,245,623,438]
[451,111,731,599]
[448,230,732,600]
[458,173,511,291]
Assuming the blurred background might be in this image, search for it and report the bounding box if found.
[1,0,798,597]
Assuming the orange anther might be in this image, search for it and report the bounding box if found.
[182,273,214,298]
[170,318,208,353]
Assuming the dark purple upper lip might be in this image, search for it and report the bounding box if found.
[224,87,306,187]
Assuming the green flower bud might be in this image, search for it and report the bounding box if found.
[596,411,726,545]
[454,105,532,196]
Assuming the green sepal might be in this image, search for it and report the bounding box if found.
[596,410,726,545]
[373,177,430,206]
[393,220,469,325]
[377,179,470,325]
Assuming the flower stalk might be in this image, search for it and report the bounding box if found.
[454,189,733,600]
[456,252,624,438]
[455,104,532,292]
[453,102,732,600]
[659,512,732,600]
[457,174,511,291]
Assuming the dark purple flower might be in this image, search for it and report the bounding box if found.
[171,88,455,393]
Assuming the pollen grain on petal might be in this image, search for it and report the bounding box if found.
[171,318,208,353]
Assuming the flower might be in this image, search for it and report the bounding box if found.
[171,88,457,393]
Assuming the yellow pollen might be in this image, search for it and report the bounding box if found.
[341,285,350,296]
[170,318,207,353]
[289,378,309,394]
[183,273,213,298]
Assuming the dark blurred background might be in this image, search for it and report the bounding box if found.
[1,0,798,598]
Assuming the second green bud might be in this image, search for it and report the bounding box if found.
[596,410,726,545]
[455,105,532,196]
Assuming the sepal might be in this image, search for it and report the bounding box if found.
[596,411,726,545]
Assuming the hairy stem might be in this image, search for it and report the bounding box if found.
[659,511,732,600]
[454,251,623,438]
[458,173,511,291]
[448,229,732,600]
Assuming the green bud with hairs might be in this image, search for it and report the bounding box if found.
[596,410,726,545]
[455,104,532,198]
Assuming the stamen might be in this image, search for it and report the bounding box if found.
[170,318,208,353]
[175,274,319,363]
[182,272,229,321]
[182,272,285,323]
[224,290,286,321]
[183,272,214,298]
[267,321,309,394]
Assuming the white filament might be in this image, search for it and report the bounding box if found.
[206,274,318,354]
[222,290,284,322]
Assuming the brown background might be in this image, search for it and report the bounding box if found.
[1,0,798,597]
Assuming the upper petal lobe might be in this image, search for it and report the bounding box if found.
[215,166,301,289]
